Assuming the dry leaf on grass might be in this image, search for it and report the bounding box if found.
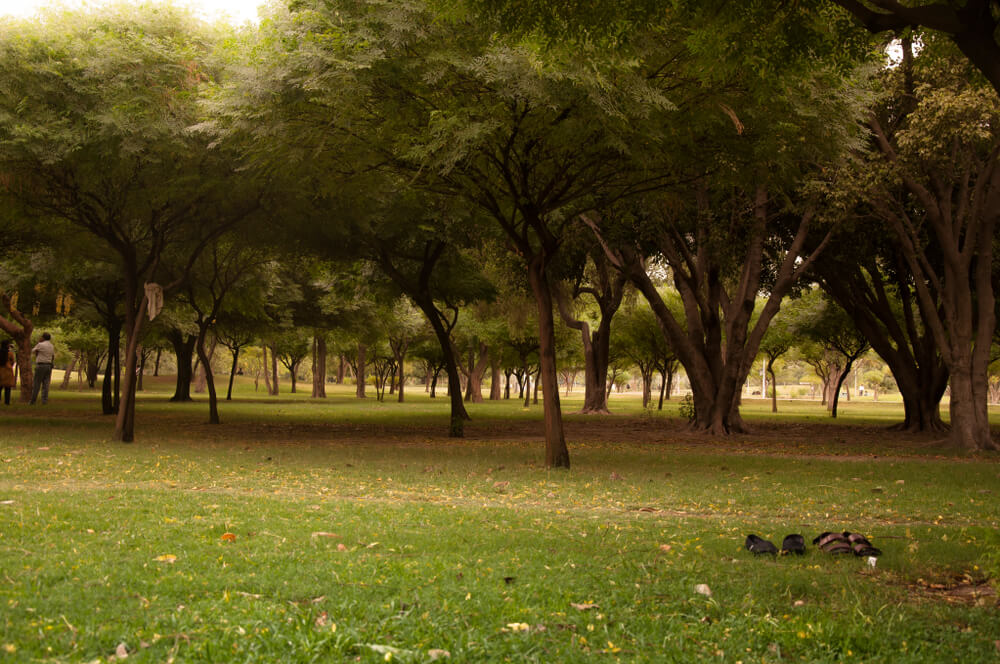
[694,584,712,596]
[220,532,237,542]
[311,532,339,539]
[571,602,599,611]
[153,554,177,564]
[115,643,128,658]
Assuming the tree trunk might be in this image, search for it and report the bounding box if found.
[197,328,220,425]
[355,343,367,398]
[337,353,345,384]
[113,284,147,443]
[269,344,279,395]
[0,293,34,402]
[312,335,327,398]
[193,338,212,394]
[463,341,488,403]
[767,360,778,413]
[227,346,240,401]
[153,348,161,376]
[60,352,79,389]
[489,358,502,400]
[262,344,272,395]
[168,330,195,402]
[527,255,569,468]
[102,323,121,415]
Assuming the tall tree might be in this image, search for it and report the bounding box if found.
[0,6,256,441]
[862,39,999,450]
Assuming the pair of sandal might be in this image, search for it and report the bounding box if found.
[745,533,805,556]
[812,531,882,557]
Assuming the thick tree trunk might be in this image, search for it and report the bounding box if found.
[948,352,996,451]
[0,293,34,402]
[527,255,570,468]
[312,335,327,398]
[168,331,195,403]
[463,341,488,403]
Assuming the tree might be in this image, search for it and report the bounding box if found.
[861,39,999,449]
[813,217,950,431]
[175,238,266,423]
[798,290,871,418]
[553,224,629,414]
[829,0,1000,96]
[0,6,257,441]
[234,0,681,467]
[759,310,796,413]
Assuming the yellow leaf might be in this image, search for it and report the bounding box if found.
[153,554,177,564]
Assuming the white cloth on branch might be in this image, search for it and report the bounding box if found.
[144,282,164,320]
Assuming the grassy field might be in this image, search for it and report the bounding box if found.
[1,378,998,662]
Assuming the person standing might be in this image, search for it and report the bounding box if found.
[30,332,55,405]
[0,340,15,405]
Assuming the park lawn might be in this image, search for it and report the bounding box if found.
[1,380,999,662]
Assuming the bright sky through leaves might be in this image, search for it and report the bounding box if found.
[0,0,262,23]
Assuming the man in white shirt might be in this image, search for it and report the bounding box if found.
[30,332,55,405]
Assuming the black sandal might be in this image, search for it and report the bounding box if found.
[745,534,778,555]
[781,534,805,555]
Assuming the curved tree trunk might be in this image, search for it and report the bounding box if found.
[196,328,220,425]
[227,347,240,401]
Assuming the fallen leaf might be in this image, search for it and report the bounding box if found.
[315,612,328,627]
[0,500,14,505]
[336,543,348,551]
[659,544,672,553]
[115,643,129,659]
[571,602,599,611]
[694,584,712,597]
[153,554,177,564]
[428,649,451,660]
[505,623,531,632]
[311,532,339,539]
[609,472,623,481]
[220,532,237,542]
[793,600,805,607]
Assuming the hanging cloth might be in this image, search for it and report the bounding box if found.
[144,282,164,320]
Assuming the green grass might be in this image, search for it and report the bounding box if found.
[1,378,998,662]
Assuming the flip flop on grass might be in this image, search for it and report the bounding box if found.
[745,534,778,555]
[781,534,805,555]
[844,531,882,557]
[812,531,852,554]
